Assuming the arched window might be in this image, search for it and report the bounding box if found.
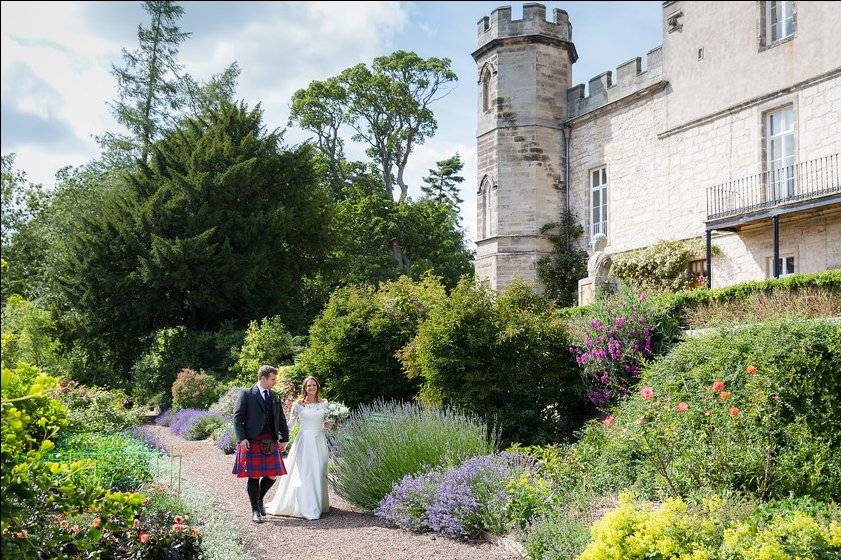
[479,177,493,239]
[482,72,491,112]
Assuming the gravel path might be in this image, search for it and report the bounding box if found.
[149,426,519,560]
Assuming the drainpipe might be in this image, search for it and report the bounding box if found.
[562,122,572,248]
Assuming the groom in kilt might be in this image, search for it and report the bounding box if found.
[233,365,289,523]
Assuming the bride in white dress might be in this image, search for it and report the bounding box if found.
[265,376,330,520]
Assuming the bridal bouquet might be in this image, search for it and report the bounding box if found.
[324,401,350,424]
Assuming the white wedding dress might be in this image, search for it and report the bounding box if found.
[266,400,330,519]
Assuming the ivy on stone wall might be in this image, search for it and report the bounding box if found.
[611,238,718,293]
[536,210,588,307]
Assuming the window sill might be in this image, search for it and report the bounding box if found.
[759,34,795,53]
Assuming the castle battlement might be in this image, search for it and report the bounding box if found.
[566,46,664,119]
[476,3,573,53]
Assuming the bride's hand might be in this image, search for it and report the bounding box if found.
[322,421,333,431]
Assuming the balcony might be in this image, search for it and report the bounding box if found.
[706,153,841,228]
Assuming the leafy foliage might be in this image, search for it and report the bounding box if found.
[421,153,465,212]
[57,380,143,434]
[400,280,590,445]
[171,369,224,411]
[536,209,588,307]
[611,238,715,293]
[57,101,330,378]
[233,316,295,383]
[295,275,446,408]
[132,324,244,406]
[566,319,841,501]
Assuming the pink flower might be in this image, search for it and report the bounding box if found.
[602,415,616,427]
[640,386,655,401]
[92,517,101,528]
[729,406,740,417]
[711,380,725,392]
[746,365,758,375]
[772,395,781,402]
[174,515,184,525]
[676,402,689,413]
[139,531,150,544]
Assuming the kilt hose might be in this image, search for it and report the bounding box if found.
[232,433,287,478]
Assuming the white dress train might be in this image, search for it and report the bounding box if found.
[265,400,330,520]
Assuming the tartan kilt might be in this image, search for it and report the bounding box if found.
[232,434,287,478]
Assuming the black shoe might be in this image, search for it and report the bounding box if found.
[259,500,267,517]
[252,511,264,523]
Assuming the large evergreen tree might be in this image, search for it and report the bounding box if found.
[99,1,192,165]
[56,101,331,377]
[421,153,465,212]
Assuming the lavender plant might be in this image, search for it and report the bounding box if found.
[425,452,535,539]
[374,470,445,532]
[330,399,496,511]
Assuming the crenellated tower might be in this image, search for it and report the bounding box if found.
[473,3,578,292]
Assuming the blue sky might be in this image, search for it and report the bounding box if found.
[1,1,662,245]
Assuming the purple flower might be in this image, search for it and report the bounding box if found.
[599,373,610,385]
[589,319,604,332]
[425,452,534,539]
[169,409,226,438]
[129,425,170,454]
[154,407,175,426]
[216,426,237,454]
[375,470,445,532]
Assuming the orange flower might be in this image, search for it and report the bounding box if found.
[602,415,616,427]
[174,515,184,525]
[711,380,725,392]
[729,406,740,417]
[719,391,731,401]
[675,402,689,413]
[746,365,758,375]
[92,517,101,529]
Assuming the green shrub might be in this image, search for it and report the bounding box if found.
[1,294,65,375]
[185,414,227,441]
[578,493,729,560]
[401,279,589,445]
[569,286,679,408]
[536,209,588,307]
[330,399,496,511]
[524,511,593,560]
[57,380,143,434]
[578,494,841,560]
[171,368,224,411]
[296,275,446,408]
[233,316,295,383]
[611,238,714,293]
[49,432,158,491]
[568,319,841,501]
[131,324,244,406]
[650,268,841,329]
[1,360,147,559]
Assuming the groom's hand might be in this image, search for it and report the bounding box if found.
[239,440,250,451]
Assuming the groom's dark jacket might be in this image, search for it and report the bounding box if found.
[233,386,290,444]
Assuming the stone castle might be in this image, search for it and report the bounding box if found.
[472,1,841,297]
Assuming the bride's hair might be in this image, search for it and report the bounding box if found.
[298,376,321,403]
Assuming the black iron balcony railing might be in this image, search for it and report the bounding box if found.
[706,153,840,221]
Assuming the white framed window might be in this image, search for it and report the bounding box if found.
[765,106,796,200]
[765,1,795,44]
[590,167,608,238]
[767,254,796,278]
